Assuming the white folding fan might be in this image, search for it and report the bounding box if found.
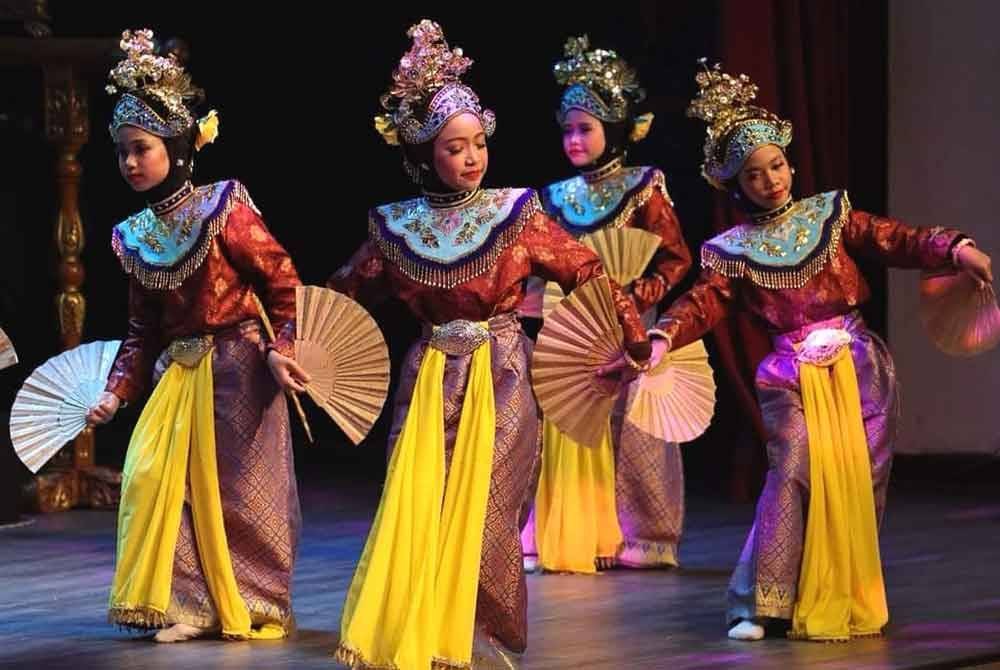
[10,340,121,473]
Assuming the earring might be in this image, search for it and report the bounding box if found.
[790,166,796,175]
[176,158,185,167]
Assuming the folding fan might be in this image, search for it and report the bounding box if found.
[532,276,623,446]
[295,286,390,444]
[0,327,16,371]
[624,339,716,443]
[920,270,1000,357]
[10,340,121,473]
[580,227,661,287]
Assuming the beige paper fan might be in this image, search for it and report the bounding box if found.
[541,281,566,319]
[0,327,16,371]
[580,227,661,287]
[624,339,716,443]
[10,340,121,473]
[920,271,1000,357]
[295,286,390,444]
[532,276,623,446]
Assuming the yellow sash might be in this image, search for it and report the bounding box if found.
[108,350,283,640]
[533,419,622,574]
[336,329,496,668]
[791,340,888,641]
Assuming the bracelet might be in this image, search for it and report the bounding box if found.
[951,238,976,267]
[646,328,673,349]
[623,350,651,373]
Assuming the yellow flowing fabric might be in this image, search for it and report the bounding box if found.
[108,351,284,640]
[336,332,496,669]
[533,419,622,574]
[791,346,889,641]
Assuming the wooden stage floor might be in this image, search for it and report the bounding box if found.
[2,476,999,669]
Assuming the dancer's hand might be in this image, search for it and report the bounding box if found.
[267,350,310,393]
[595,339,667,384]
[86,392,121,426]
[956,245,993,289]
[647,337,670,370]
[631,276,667,312]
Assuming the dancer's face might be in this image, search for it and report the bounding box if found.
[561,109,606,168]
[738,144,793,210]
[116,126,170,192]
[432,113,488,192]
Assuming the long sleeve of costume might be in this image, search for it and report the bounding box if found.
[522,213,650,360]
[326,240,391,310]
[842,210,960,270]
[105,279,161,404]
[653,267,737,351]
[221,203,302,357]
[631,188,693,313]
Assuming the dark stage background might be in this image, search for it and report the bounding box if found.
[4,1,947,520]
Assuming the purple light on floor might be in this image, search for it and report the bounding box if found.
[946,504,1000,521]
[899,622,1000,635]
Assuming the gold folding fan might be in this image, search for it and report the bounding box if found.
[580,227,661,287]
[920,271,1000,357]
[541,281,566,319]
[0,327,16,371]
[539,228,661,319]
[532,276,623,446]
[10,340,121,473]
[624,339,716,443]
[295,286,390,444]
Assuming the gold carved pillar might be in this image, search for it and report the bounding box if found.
[30,65,112,511]
[0,15,121,510]
[45,65,96,473]
[33,65,121,511]
[46,66,88,352]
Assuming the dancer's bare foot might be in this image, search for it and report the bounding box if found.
[153,623,210,643]
[472,628,519,668]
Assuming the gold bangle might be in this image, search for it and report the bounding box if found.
[623,350,651,373]
[951,238,976,266]
[647,328,673,349]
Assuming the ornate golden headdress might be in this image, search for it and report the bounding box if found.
[374,19,495,147]
[107,29,218,149]
[687,59,792,189]
[554,35,650,140]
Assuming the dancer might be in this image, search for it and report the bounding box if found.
[87,29,307,643]
[526,36,692,574]
[608,61,992,642]
[329,20,651,668]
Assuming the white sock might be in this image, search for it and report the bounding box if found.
[522,554,538,573]
[728,619,765,641]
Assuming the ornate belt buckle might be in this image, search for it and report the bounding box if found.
[429,320,490,356]
[796,328,852,367]
[167,334,215,368]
